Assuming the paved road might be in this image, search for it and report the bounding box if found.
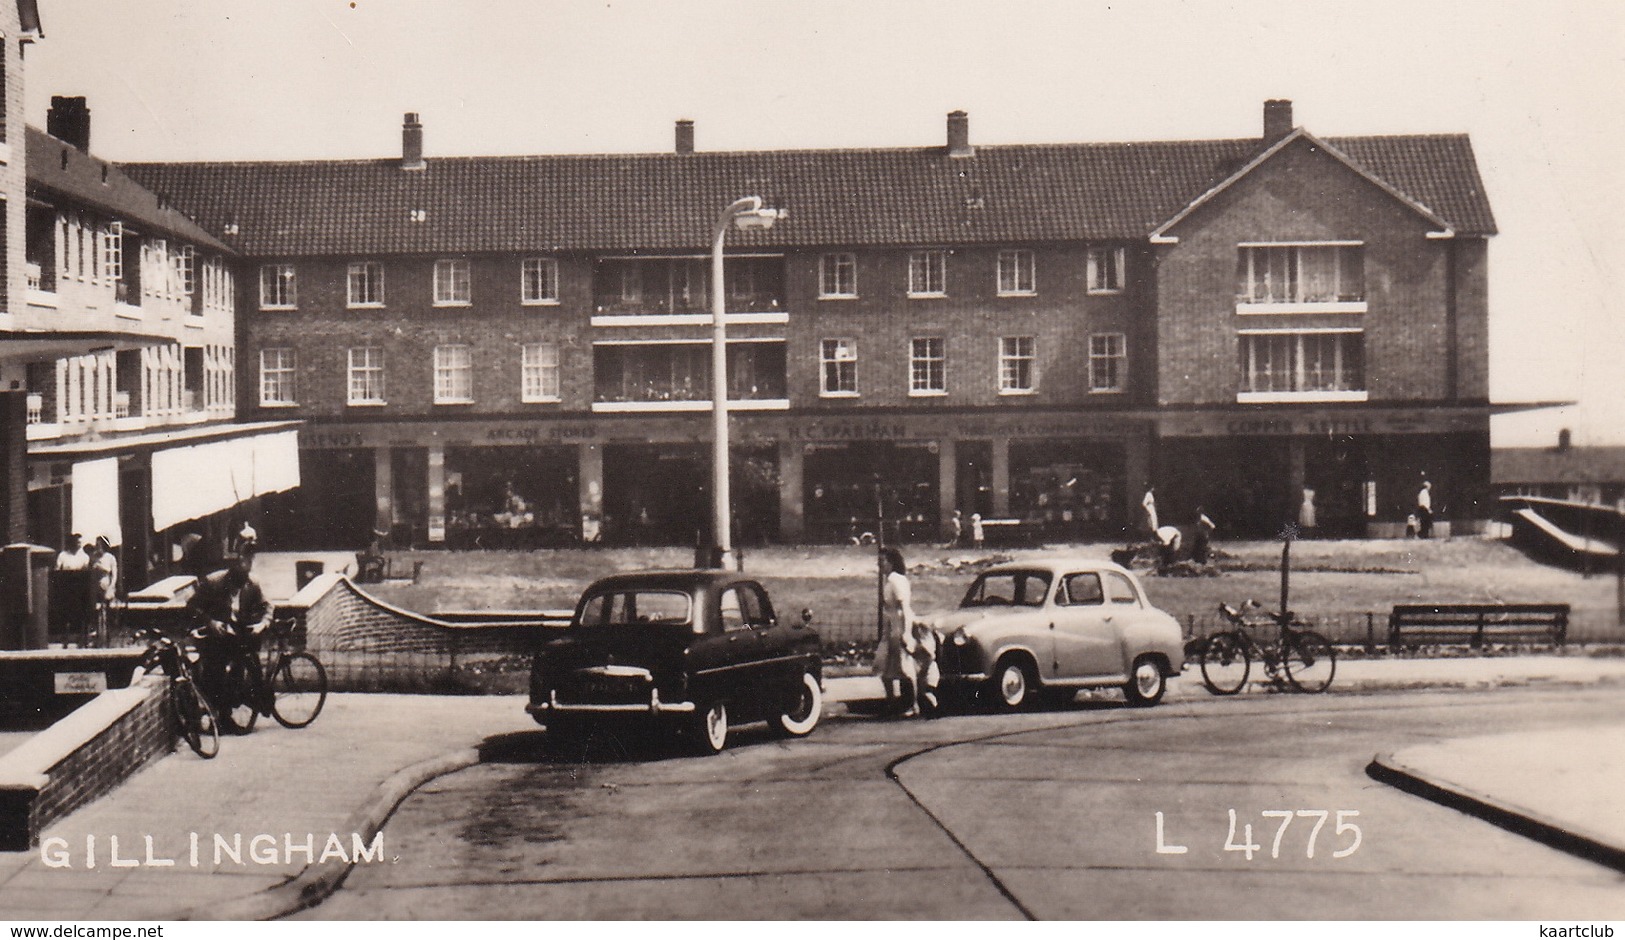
[303,687,1625,920]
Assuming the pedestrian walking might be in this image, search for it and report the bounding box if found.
[1141,486,1159,536]
[878,547,917,715]
[970,512,985,550]
[1299,487,1317,534]
[946,509,963,548]
[1416,480,1434,538]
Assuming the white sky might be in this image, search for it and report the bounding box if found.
[22,0,1624,446]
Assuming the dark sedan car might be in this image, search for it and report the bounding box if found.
[527,570,823,754]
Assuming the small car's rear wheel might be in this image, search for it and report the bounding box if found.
[774,671,823,737]
[690,701,729,755]
[989,657,1036,711]
[1123,655,1167,707]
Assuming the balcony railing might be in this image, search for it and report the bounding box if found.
[1236,286,1365,305]
[592,293,784,317]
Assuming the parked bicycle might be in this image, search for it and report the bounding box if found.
[1199,599,1337,695]
[134,627,219,759]
[215,616,329,733]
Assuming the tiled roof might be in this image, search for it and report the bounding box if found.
[27,127,231,253]
[1493,447,1625,485]
[121,132,1496,257]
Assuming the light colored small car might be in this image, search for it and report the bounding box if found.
[932,557,1185,709]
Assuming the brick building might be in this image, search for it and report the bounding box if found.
[0,5,299,599]
[126,100,1498,549]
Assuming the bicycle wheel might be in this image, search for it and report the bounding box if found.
[270,652,328,728]
[1283,630,1337,694]
[1199,631,1250,695]
[173,677,220,759]
[220,658,260,734]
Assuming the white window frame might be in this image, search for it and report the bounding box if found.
[259,264,296,310]
[347,261,385,308]
[176,245,196,298]
[909,336,946,396]
[818,252,857,299]
[1236,328,1367,402]
[997,249,1036,296]
[433,344,474,404]
[1235,241,1366,310]
[259,348,296,407]
[1088,332,1126,393]
[102,221,123,283]
[1087,247,1125,294]
[819,338,858,397]
[998,335,1036,394]
[522,257,561,305]
[907,250,947,297]
[521,342,561,402]
[433,259,472,306]
[346,346,386,405]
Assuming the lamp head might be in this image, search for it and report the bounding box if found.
[732,205,784,231]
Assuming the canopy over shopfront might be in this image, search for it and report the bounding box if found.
[150,429,300,531]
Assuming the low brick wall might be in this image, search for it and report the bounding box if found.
[280,573,568,655]
[0,676,174,851]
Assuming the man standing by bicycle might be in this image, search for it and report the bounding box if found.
[187,555,272,734]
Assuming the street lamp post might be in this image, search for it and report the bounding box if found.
[709,196,783,569]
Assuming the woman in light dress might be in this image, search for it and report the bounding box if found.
[879,547,919,716]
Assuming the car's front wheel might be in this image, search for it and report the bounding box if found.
[690,701,729,755]
[988,657,1037,711]
[774,671,823,737]
[1123,655,1167,707]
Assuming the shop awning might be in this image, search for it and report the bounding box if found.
[150,429,301,532]
[70,458,122,547]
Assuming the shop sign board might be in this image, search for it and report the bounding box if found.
[1159,408,1488,438]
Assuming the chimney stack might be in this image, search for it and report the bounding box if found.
[946,110,973,158]
[401,112,425,170]
[675,119,695,155]
[1263,99,1294,145]
[47,96,90,151]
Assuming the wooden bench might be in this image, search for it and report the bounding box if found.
[1387,603,1569,649]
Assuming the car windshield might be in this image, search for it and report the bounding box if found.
[578,590,693,626]
[961,570,1053,608]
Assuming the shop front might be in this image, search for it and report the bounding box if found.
[444,445,578,548]
[801,440,939,543]
[1155,407,1491,539]
[1009,438,1128,540]
[290,411,1156,550]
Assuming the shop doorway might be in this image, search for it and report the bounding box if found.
[1303,438,1369,538]
[602,443,707,546]
[296,450,375,549]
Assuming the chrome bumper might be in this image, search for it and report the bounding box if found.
[526,688,697,715]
